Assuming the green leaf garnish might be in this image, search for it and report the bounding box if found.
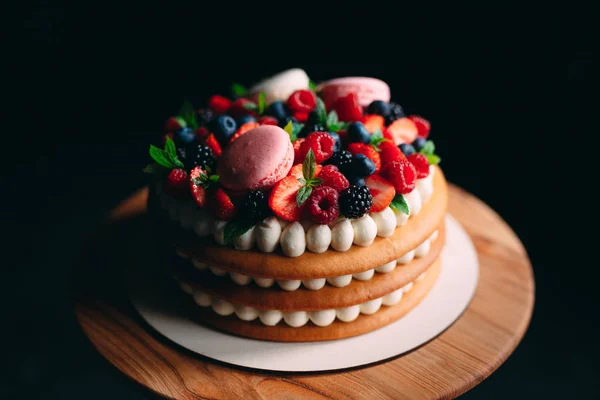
[302,148,317,180]
[420,140,435,155]
[389,194,410,215]
[296,149,323,206]
[315,97,327,126]
[308,79,317,91]
[164,137,177,157]
[426,154,441,165]
[257,92,266,115]
[369,129,388,151]
[326,110,338,128]
[149,144,184,169]
[292,123,304,139]
[192,173,220,189]
[242,102,258,111]
[178,101,198,129]
[283,120,297,142]
[231,83,247,97]
[223,218,255,245]
[296,186,313,206]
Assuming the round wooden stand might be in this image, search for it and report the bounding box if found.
[74,184,534,399]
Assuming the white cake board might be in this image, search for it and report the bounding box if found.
[129,214,479,372]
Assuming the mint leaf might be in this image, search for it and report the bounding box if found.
[426,154,441,165]
[309,79,317,91]
[192,173,220,189]
[296,185,312,206]
[149,145,184,169]
[292,123,304,138]
[420,140,435,155]
[315,97,327,125]
[370,129,387,151]
[305,178,323,186]
[326,110,339,128]
[209,175,220,183]
[231,83,247,97]
[390,194,410,215]
[179,101,198,129]
[257,92,266,115]
[164,137,177,157]
[298,178,306,185]
[243,102,258,111]
[224,219,255,245]
[302,148,316,180]
[283,120,293,137]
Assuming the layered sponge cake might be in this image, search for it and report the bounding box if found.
[145,69,445,341]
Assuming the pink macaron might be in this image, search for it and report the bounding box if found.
[317,77,391,109]
[217,125,294,191]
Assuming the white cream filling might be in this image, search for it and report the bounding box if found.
[180,271,424,327]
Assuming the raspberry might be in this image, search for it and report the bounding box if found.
[293,110,309,123]
[207,95,231,115]
[407,153,430,179]
[408,115,431,138]
[293,138,305,164]
[287,90,317,113]
[318,165,350,192]
[298,132,335,163]
[379,141,406,166]
[381,160,417,194]
[339,186,372,219]
[347,143,381,173]
[164,169,189,197]
[306,186,340,224]
[258,116,278,125]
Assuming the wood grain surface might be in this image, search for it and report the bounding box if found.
[75,184,534,399]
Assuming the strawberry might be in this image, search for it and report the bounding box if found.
[298,132,335,164]
[318,165,349,193]
[362,114,385,133]
[268,176,304,221]
[382,129,394,142]
[293,111,309,123]
[189,166,209,207]
[204,133,222,157]
[207,95,232,115]
[381,160,417,194]
[379,140,406,166]
[386,117,419,145]
[164,117,186,133]
[365,175,395,212]
[330,93,362,122]
[347,143,381,173]
[407,115,431,138]
[228,98,256,118]
[258,116,278,125]
[407,153,430,178]
[229,122,260,144]
[288,163,322,179]
[287,90,316,113]
[164,169,189,197]
[293,138,305,164]
[212,188,237,221]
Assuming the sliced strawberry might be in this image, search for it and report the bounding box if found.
[208,95,232,115]
[407,115,431,138]
[204,133,222,157]
[365,175,396,212]
[189,166,208,207]
[164,117,186,133]
[258,116,278,125]
[228,98,256,118]
[212,188,237,221]
[268,176,304,221]
[288,163,322,179]
[293,138,305,164]
[362,114,385,133]
[330,93,362,122]
[379,140,406,166]
[382,128,394,142]
[386,118,419,145]
[347,143,381,173]
[164,169,189,197]
[229,122,260,144]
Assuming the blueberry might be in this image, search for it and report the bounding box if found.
[210,115,237,145]
[346,174,366,187]
[265,101,289,121]
[412,137,427,152]
[327,131,342,152]
[366,100,390,117]
[399,143,416,156]
[299,123,326,138]
[174,127,196,145]
[347,122,371,144]
[352,154,376,177]
[237,115,256,126]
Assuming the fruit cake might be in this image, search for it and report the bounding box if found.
[144,69,446,342]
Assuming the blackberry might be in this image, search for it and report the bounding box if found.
[243,191,270,222]
[326,150,354,173]
[339,186,372,219]
[384,102,406,125]
[197,108,214,127]
[185,144,216,172]
[298,123,327,138]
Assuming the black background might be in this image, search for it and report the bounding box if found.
[4,2,598,399]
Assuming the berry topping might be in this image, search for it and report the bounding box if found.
[347,143,381,173]
[268,176,305,221]
[204,133,222,157]
[288,163,322,179]
[298,123,326,138]
[298,132,335,164]
[352,154,376,177]
[412,137,427,152]
[287,90,317,113]
[210,115,237,145]
[264,100,289,122]
[399,143,416,156]
[236,115,256,126]
[330,92,362,122]
[258,116,279,125]
[381,160,417,194]
[386,117,419,145]
[164,169,189,197]
[327,131,342,152]
[194,126,210,142]
[208,95,232,115]
[366,100,390,117]
[407,153,430,178]
[243,190,271,223]
[213,188,237,221]
[189,166,212,207]
[174,126,196,146]
[379,141,407,166]
[229,122,260,144]
[347,122,371,144]
[197,108,214,127]
[339,186,373,219]
[365,175,395,213]
[385,102,406,125]
[228,98,256,118]
[306,186,340,224]
[318,165,350,192]
[164,117,186,133]
[293,110,309,123]
[326,150,354,173]
[361,114,385,133]
[184,144,216,172]
[293,138,305,164]
[346,174,366,187]
[408,115,431,138]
